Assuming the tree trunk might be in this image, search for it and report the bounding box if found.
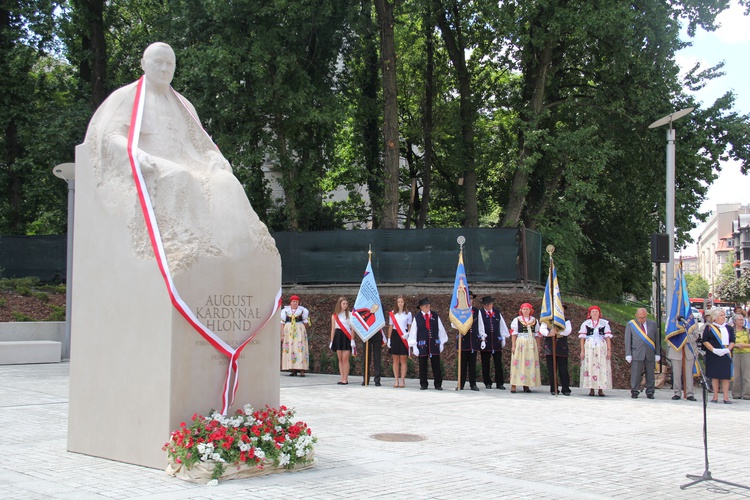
[73,0,107,108]
[419,9,434,229]
[434,1,477,227]
[362,2,383,228]
[501,38,555,228]
[375,0,399,229]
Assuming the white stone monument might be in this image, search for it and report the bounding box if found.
[68,42,282,469]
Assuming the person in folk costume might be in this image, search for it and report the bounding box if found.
[509,302,542,393]
[540,303,572,396]
[456,292,481,391]
[478,296,510,390]
[407,297,448,390]
[702,307,735,403]
[624,307,660,399]
[280,295,310,377]
[387,295,412,388]
[578,305,613,397]
[330,296,356,385]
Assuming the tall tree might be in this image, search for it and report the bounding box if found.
[375,0,400,228]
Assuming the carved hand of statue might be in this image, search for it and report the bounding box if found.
[136,150,156,175]
[208,150,232,173]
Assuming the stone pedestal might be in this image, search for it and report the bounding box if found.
[68,142,281,469]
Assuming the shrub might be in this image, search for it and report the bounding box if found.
[11,311,33,322]
[33,292,50,303]
[48,305,66,321]
[16,286,31,297]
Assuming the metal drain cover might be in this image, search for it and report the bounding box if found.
[371,433,426,442]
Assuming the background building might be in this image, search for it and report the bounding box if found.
[696,203,750,292]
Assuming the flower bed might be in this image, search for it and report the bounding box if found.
[164,405,316,484]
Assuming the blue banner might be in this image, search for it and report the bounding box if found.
[351,260,386,342]
[665,261,696,351]
[449,252,473,335]
[540,259,565,330]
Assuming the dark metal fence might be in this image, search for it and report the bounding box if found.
[0,228,542,284]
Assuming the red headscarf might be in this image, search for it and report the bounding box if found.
[518,303,534,316]
[290,295,300,303]
[587,305,601,319]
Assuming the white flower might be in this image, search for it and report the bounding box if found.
[211,453,225,463]
[239,442,251,452]
[207,479,219,487]
[278,453,290,467]
[255,449,266,460]
[243,403,254,414]
[261,434,273,442]
[274,425,282,433]
[295,448,306,457]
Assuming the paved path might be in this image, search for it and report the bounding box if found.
[1,363,750,499]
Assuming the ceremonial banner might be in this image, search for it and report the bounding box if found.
[449,251,473,335]
[665,260,695,351]
[352,260,386,342]
[540,258,565,330]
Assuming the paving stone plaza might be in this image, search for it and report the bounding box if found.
[1,362,749,499]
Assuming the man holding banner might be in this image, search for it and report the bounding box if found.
[351,256,387,387]
[477,296,509,390]
[665,261,699,401]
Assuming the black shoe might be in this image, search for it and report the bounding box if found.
[288,371,297,376]
[375,382,381,387]
[485,383,492,389]
[647,394,655,399]
[562,391,571,396]
[631,392,639,399]
[361,382,366,386]
[435,386,443,390]
[686,396,697,401]
[420,386,428,390]
[470,386,480,391]
[497,385,506,390]
[672,394,681,400]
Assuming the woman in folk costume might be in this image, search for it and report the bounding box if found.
[702,307,735,403]
[280,295,310,377]
[387,296,412,388]
[578,305,612,396]
[509,303,542,393]
[330,297,356,385]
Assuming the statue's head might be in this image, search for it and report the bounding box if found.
[141,42,176,90]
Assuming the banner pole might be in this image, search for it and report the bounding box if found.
[456,335,462,391]
[364,340,369,386]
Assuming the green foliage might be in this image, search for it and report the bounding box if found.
[16,286,31,297]
[715,271,750,304]
[48,305,66,321]
[11,311,33,322]
[33,292,49,303]
[0,298,6,308]
[685,273,710,299]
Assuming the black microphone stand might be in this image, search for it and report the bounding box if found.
[681,348,750,491]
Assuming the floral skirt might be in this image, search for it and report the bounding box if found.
[579,340,611,389]
[281,323,309,370]
[509,336,541,387]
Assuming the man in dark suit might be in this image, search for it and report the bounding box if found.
[625,308,661,399]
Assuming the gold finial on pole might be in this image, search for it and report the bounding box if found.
[368,245,372,262]
[546,244,555,256]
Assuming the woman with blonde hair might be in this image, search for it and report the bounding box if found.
[731,310,750,400]
[702,307,735,403]
[330,297,356,385]
[387,295,412,388]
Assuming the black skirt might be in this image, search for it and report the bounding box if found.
[331,329,352,351]
[390,335,409,356]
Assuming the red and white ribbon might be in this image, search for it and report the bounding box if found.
[126,76,281,414]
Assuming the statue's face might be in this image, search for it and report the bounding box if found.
[142,44,175,89]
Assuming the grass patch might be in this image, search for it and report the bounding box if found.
[33,292,50,303]
[48,305,66,321]
[11,311,34,322]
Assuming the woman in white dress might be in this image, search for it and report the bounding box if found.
[578,305,612,396]
[387,296,412,388]
[509,303,542,393]
[280,295,310,377]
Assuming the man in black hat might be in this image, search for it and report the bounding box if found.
[477,296,509,389]
[407,297,448,390]
[457,292,481,391]
[540,304,572,396]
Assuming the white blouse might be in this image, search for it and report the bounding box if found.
[389,311,412,337]
[509,316,540,338]
[578,319,612,344]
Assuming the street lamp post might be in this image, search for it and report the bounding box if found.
[648,107,693,321]
[52,163,75,360]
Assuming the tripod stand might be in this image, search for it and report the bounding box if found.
[681,351,750,491]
